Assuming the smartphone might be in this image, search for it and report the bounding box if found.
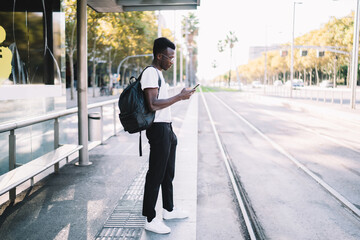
[193,83,200,90]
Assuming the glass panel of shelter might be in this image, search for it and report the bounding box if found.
[0,0,63,86]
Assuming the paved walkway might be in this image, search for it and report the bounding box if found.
[0,89,359,240]
[0,94,198,240]
[140,93,198,240]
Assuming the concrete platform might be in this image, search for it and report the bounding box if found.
[140,94,198,240]
[3,89,357,240]
[0,94,198,240]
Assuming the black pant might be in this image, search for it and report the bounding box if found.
[142,122,177,222]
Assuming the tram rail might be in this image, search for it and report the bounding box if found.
[200,88,360,239]
[206,90,360,218]
[200,88,265,240]
[259,108,360,155]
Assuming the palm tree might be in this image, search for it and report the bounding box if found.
[182,13,199,86]
[218,31,238,86]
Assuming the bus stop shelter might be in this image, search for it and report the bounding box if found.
[76,0,200,165]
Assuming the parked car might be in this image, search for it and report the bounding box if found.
[285,79,304,87]
[320,80,333,88]
[273,80,283,86]
[252,80,262,88]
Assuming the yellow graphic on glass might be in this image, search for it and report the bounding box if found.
[0,25,13,85]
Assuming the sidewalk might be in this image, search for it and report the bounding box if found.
[282,97,360,124]
[250,93,360,125]
[0,94,198,240]
[141,93,198,240]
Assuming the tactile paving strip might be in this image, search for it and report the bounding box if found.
[96,166,147,240]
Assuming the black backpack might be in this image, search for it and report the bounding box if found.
[118,66,161,156]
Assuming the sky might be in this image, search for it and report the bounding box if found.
[161,0,355,81]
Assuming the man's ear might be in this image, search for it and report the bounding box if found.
[156,53,162,61]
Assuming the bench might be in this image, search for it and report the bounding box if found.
[0,144,83,202]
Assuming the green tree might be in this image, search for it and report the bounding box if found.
[235,13,354,86]
[88,9,105,97]
[63,0,77,99]
[64,0,158,95]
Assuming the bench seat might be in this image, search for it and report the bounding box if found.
[0,144,82,201]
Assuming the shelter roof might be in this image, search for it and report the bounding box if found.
[87,0,200,13]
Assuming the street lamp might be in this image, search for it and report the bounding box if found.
[350,0,360,109]
[264,25,268,86]
[116,54,152,87]
[173,11,177,87]
[290,1,302,98]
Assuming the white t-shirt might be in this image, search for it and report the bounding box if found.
[141,67,171,123]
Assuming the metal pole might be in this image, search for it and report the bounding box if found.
[291,3,296,98]
[9,130,16,201]
[347,55,351,88]
[333,57,337,88]
[76,0,91,166]
[180,45,183,84]
[158,11,162,37]
[173,46,177,86]
[264,26,268,86]
[52,86,64,167]
[290,2,295,98]
[189,48,193,86]
[185,52,189,87]
[350,0,360,109]
[54,118,59,149]
[9,130,16,171]
[100,106,104,144]
[317,90,319,101]
[113,102,117,136]
[185,19,189,87]
[341,90,343,105]
[173,11,177,86]
[290,2,302,98]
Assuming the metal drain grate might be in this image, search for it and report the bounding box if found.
[96,166,147,240]
[96,227,143,239]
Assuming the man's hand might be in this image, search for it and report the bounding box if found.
[179,88,195,100]
[144,87,195,112]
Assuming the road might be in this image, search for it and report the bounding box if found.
[198,90,360,239]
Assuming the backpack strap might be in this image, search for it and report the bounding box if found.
[138,66,162,157]
[137,65,152,80]
[139,131,143,156]
[149,65,162,95]
[139,65,161,96]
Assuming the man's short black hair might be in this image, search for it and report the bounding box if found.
[153,37,175,58]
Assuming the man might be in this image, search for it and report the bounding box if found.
[141,37,195,234]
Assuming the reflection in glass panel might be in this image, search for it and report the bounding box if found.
[53,12,66,86]
[0,0,65,123]
[0,0,63,86]
[0,0,66,174]
[0,12,44,85]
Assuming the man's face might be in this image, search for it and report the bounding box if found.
[160,47,175,71]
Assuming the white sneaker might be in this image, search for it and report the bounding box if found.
[163,208,189,220]
[144,218,171,234]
